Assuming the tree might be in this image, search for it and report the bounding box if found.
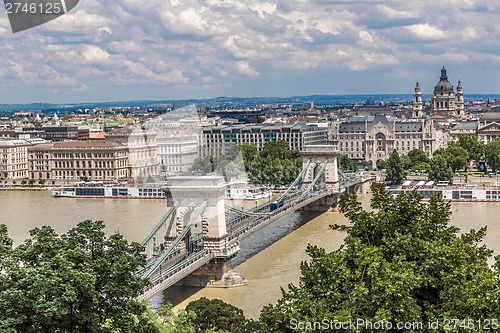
[485,138,500,173]
[457,135,484,163]
[445,145,469,173]
[239,144,258,172]
[413,161,430,174]
[339,155,357,172]
[260,185,500,332]
[406,149,429,169]
[261,140,299,161]
[192,156,215,174]
[428,154,453,183]
[185,297,258,333]
[0,220,158,333]
[385,150,405,185]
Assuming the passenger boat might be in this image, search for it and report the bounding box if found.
[52,182,167,199]
[224,182,272,200]
[388,182,500,202]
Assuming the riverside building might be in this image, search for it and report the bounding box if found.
[329,115,439,168]
[28,141,129,182]
[200,123,327,156]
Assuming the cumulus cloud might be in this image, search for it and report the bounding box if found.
[1,0,500,102]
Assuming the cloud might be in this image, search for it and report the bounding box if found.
[1,0,500,102]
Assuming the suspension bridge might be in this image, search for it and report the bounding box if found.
[136,145,373,301]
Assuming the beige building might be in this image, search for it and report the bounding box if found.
[28,143,53,181]
[0,139,30,180]
[330,115,438,168]
[107,127,160,180]
[28,141,130,182]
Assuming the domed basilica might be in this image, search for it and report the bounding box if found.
[413,66,464,119]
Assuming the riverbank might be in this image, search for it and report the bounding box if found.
[0,186,53,191]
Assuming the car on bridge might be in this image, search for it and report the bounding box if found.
[269,199,284,212]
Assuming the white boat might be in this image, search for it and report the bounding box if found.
[225,182,272,200]
[389,185,500,202]
[52,184,167,199]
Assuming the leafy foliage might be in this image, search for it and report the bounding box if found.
[456,135,484,163]
[185,297,258,333]
[339,154,358,172]
[385,150,405,185]
[485,138,500,173]
[428,154,453,183]
[0,220,157,333]
[193,140,302,185]
[259,185,500,332]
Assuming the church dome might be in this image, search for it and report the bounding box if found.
[434,66,454,93]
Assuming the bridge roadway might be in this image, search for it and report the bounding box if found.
[137,187,338,301]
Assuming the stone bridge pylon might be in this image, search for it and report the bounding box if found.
[300,145,341,211]
[159,176,243,287]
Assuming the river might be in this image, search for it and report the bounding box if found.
[1,190,500,319]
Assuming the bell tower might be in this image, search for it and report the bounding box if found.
[413,80,423,118]
[456,80,464,116]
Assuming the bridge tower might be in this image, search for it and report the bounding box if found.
[300,145,340,211]
[164,176,244,287]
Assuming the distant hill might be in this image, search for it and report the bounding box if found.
[1,94,500,114]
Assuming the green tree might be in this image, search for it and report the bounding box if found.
[185,297,256,333]
[192,156,215,174]
[339,155,357,172]
[406,148,430,169]
[385,150,405,185]
[445,145,469,173]
[413,161,430,174]
[485,138,500,173]
[260,185,500,332]
[239,144,258,172]
[428,154,453,183]
[457,135,484,163]
[261,140,299,160]
[0,220,157,333]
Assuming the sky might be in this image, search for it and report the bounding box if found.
[1,0,500,103]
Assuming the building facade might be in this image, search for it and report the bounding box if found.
[107,127,160,180]
[28,141,130,182]
[200,123,327,156]
[0,139,30,180]
[477,110,500,144]
[157,132,198,173]
[329,115,438,167]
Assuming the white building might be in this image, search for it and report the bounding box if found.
[157,131,199,174]
[107,127,160,180]
[0,139,31,180]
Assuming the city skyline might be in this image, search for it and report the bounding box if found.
[1,0,500,103]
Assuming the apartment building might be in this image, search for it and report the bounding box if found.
[200,123,327,156]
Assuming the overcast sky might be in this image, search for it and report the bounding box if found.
[1,0,499,103]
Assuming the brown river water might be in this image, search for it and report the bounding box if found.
[1,190,499,319]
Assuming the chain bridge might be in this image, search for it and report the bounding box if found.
[136,145,373,301]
